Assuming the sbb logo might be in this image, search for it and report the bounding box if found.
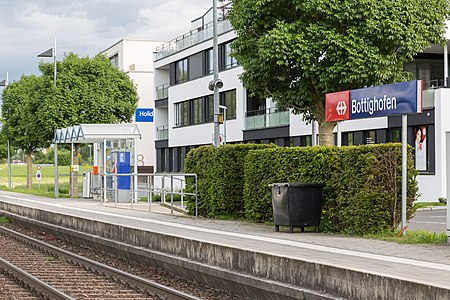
[325,90,350,122]
[336,101,347,116]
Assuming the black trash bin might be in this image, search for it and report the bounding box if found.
[269,182,323,233]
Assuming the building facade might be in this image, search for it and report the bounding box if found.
[153,3,450,202]
[102,39,164,170]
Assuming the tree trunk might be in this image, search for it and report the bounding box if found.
[26,153,33,189]
[318,121,336,146]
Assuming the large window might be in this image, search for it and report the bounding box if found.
[175,89,237,127]
[222,42,238,70]
[205,49,213,75]
[176,59,188,83]
[109,54,119,68]
[220,89,237,119]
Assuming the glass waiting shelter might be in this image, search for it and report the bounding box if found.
[53,124,141,202]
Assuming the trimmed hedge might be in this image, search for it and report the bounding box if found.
[184,144,276,217]
[244,144,418,234]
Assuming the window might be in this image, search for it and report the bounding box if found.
[364,130,376,144]
[175,101,189,127]
[222,42,238,69]
[415,126,428,171]
[192,97,203,125]
[109,54,119,68]
[205,49,213,75]
[206,95,214,123]
[176,59,188,83]
[220,89,237,120]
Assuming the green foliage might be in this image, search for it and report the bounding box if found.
[35,148,71,166]
[184,144,276,217]
[365,229,447,244]
[0,216,10,224]
[228,0,450,143]
[244,144,418,234]
[438,197,447,205]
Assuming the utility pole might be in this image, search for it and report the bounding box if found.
[213,0,220,148]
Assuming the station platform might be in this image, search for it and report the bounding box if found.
[0,190,449,300]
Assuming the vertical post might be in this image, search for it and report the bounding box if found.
[445,42,448,86]
[195,174,198,217]
[170,175,174,214]
[401,114,408,233]
[70,143,74,197]
[133,138,138,203]
[54,143,59,198]
[337,121,342,147]
[53,38,57,87]
[445,132,450,243]
[311,121,317,146]
[213,0,220,148]
[103,139,107,202]
[7,139,11,189]
[224,107,227,144]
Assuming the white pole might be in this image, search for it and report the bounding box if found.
[5,73,11,190]
[311,121,317,146]
[213,0,220,148]
[53,38,57,87]
[103,139,107,202]
[337,121,342,147]
[54,143,59,198]
[445,42,448,86]
[401,114,408,233]
[133,138,138,203]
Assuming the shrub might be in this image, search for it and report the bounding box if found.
[184,144,276,217]
[244,144,418,234]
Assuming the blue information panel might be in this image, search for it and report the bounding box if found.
[326,80,422,122]
[117,152,130,190]
[350,80,422,120]
[135,108,154,122]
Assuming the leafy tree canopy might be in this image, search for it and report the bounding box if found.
[37,52,139,139]
[229,0,449,144]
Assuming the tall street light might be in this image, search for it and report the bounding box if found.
[211,0,223,148]
[38,38,58,197]
[0,72,11,189]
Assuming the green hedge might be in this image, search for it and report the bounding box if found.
[244,144,418,234]
[184,144,276,217]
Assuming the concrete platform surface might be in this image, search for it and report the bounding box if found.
[0,190,449,299]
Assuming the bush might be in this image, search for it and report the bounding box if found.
[184,144,276,217]
[244,144,418,234]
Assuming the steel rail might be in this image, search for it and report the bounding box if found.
[0,256,74,300]
[0,226,201,300]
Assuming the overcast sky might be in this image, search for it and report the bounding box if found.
[0,0,212,83]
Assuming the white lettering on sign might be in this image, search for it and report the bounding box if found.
[351,95,397,115]
[139,110,154,117]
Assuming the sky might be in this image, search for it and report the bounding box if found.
[0,0,212,83]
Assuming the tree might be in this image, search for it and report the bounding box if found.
[229,0,449,145]
[37,53,139,195]
[1,75,50,187]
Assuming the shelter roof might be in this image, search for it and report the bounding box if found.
[53,124,141,144]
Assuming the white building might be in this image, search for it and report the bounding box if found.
[102,39,164,171]
[153,3,450,203]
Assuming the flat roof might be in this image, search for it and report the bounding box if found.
[53,124,141,144]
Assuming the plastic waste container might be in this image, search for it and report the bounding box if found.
[269,182,323,233]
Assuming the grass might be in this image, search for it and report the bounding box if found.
[365,229,447,244]
[413,202,446,209]
[0,216,10,224]
[0,163,89,198]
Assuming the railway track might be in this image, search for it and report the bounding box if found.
[0,226,202,300]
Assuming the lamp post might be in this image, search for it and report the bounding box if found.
[212,0,221,148]
[38,38,58,197]
[0,73,11,189]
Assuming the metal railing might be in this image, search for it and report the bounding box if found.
[92,172,199,217]
[245,108,290,130]
[156,125,169,141]
[156,83,169,100]
[154,20,232,61]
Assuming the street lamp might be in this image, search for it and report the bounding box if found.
[0,73,11,189]
[219,105,227,144]
[212,0,221,148]
[38,38,58,197]
[38,38,57,87]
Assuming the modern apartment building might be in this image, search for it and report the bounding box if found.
[102,39,164,170]
[153,3,450,202]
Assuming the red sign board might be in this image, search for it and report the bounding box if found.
[325,90,350,122]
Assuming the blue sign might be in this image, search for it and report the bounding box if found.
[349,80,422,120]
[135,108,154,122]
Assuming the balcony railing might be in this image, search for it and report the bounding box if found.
[154,20,232,61]
[156,125,169,141]
[156,83,169,100]
[245,108,290,130]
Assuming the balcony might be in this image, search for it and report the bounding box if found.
[245,108,290,130]
[154,20,232,61]
[156,125,169,141]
